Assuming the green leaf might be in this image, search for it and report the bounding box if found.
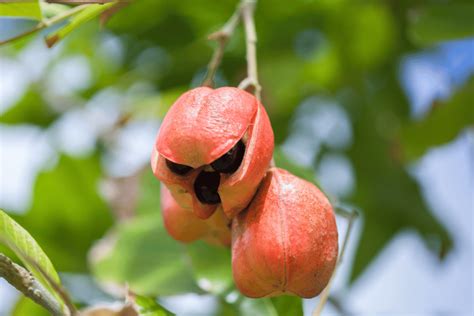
[91,213,200,296]
[45,2,116,47]
[239,298,278,316]
[0,209,62,305]
[218,296,303,316]
[134,294,175,316]
[401,79,474,161]
[0,1,42,20]
[12,296,50,316]
[0,87,57,127]
[215,300,239,316]
[92,171,199,296]
[271,296,303,316]
[14,154,113,272]
[409,4,474,46]
[225,296,303,316]
[92,169,232,297]
[186,241,232,295]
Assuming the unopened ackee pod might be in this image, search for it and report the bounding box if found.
[232,168,338,298]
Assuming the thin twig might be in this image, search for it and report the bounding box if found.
[0,4,89,46]
[312,208,359,316]
[201,6,241,87]
[238,0,261,101]
[0,253,64,316]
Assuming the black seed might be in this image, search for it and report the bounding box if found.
[194,171,221,204]
[166,159,193,175]
[211,140,245,174]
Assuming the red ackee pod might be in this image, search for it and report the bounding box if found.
[161,186,231,247]
[231,168,338,298]
[151,87,274,219]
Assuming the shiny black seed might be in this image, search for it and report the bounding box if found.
[194,171,221,204]
[211,140,245,174]
[166,159,193,175]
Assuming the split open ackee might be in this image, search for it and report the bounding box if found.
[151,87,338,298]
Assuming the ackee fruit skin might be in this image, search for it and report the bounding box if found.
[161,186,231,247]
[231,168,338,298]
[151,87,274,220]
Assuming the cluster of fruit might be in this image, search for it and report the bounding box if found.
[151,87,338,298]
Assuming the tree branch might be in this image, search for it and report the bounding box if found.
[201,4,241,87]
[24,253,77,315]
[0,253,65,316]
[238,0,261,101]
[312,208,359,316]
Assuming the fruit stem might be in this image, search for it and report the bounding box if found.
[238,0,262,101]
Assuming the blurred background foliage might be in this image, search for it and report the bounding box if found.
[0,0,473,315]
